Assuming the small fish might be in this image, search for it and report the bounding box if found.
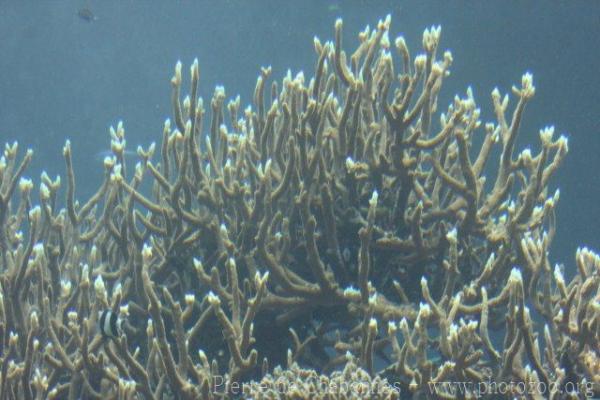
[77,8,97,22]
[342,247,352,263]
[98,309,123,339]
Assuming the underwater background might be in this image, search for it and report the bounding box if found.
[1,1,598,274]
[0,1,599,398]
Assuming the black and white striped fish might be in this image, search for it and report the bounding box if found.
[98,310,123,339]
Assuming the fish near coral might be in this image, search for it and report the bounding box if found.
[98,309,123,340]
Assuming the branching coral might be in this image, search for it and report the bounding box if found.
[0,15,597,400]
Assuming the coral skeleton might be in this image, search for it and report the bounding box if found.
[0,15,597,400]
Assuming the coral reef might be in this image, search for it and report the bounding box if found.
[244,353,400,399]
[0,15,598,400]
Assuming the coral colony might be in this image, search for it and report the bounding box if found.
[0,16,598,400]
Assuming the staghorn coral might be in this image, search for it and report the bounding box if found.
[0,15,598,400]
[243,353,400,399]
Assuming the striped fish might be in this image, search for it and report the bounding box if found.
[98,310,123,339]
